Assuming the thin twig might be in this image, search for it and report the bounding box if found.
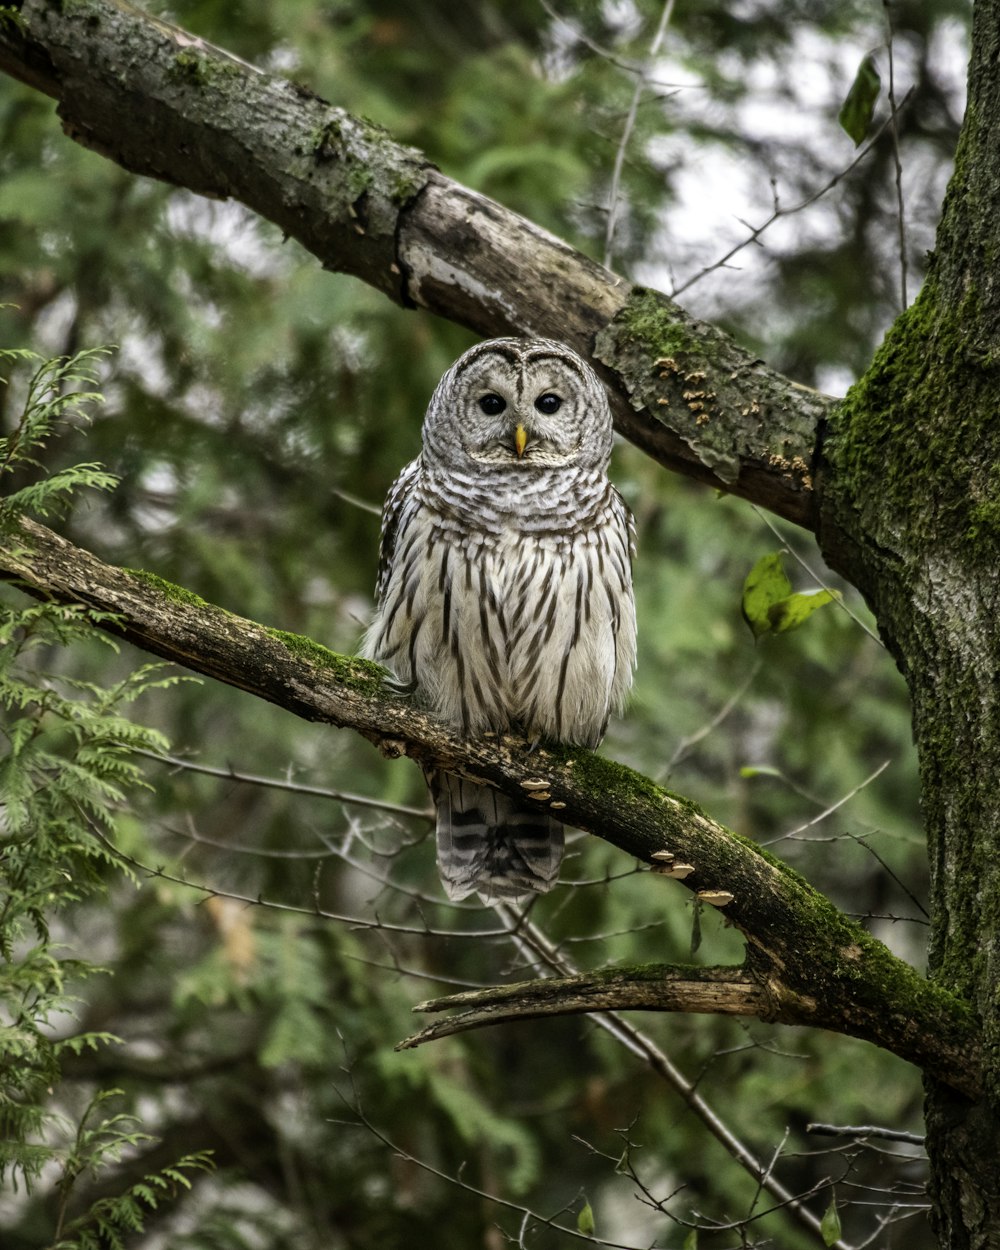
[333,1077,651,1250]
[87,826,513,941]
[672,87,915,298]
[661,661,762,778]
[538,0,643,75]
[135,747,432,819]
[761,760,891,845]
[806,1122,925,1146]
[883,2,908,310]
[493,906,854,1250]
[332,486,381,516]
[853,1207,922,1249]
[603,0,677,268]
[853,834,929,920]
[752,507,884,646]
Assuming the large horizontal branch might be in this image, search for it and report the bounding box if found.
[0,0,834,530]
[0,513,980,1095]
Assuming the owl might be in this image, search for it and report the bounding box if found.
[361,337,636,903]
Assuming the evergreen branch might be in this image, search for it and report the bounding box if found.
[0,513,981,1096]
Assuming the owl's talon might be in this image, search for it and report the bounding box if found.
[384,676,418,697]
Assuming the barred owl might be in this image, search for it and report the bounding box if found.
[361,338,636,903]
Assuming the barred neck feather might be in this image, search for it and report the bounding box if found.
[421,463,613,534]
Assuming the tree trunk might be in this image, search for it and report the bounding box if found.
[817,3,1000,1239]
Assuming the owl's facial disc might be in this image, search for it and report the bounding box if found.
[467,391,579,466]
[463,370,584,467]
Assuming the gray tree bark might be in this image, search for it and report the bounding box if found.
[0,0,828,530]
[814,4,1000,1241]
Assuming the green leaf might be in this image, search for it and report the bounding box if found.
[741,552,792,639]
[683,1230,698,1250]
[820,1196,842,1246]
[767,587,841,634]
[839,54,881,145]
[577,1198,595,1236]
[742,553,841,639]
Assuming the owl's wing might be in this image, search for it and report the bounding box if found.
[374,456,423,605]
[610,484,637,565]
[603,484,638,717]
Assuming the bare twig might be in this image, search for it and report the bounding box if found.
[806,1122,925,1146]
[853,834,929,920]
[88,828,513,941]
[333,1072,652,1250]
[603,0,677,268]
[752,506,884,647]
[672,87,915,298]
[883,2,908,309]
[761,760,892,845]
[538,0,644,75]
[490,908,854,1250]
[136,747,431,820]
[331,486,381,516]
[661,661,762,778]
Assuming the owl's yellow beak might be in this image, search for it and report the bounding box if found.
[514,425,528,458]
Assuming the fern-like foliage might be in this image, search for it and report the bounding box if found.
[0,345,118,524]
[46,1090,213,1249]
[0,341,211,1238]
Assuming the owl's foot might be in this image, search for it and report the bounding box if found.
[383,675,418,697]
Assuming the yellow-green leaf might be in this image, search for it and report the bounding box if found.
[577,1198,595,1236]
[742,552,841,638]
[767,587,841,634]
[741,552,792,639]
[820,1196,842,1246]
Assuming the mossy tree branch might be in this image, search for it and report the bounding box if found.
[0,514,981,1096]
[0,0,831,530]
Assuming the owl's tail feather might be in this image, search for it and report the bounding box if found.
[430,772,564,903]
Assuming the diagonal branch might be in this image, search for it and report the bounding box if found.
[0,512,980,1095]
[397,965,765,1049]
[0,0,833,531]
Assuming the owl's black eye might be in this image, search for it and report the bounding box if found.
[535,393,562,414]
[479,393,506,416]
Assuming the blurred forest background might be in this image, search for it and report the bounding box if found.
[0,0,972,1246]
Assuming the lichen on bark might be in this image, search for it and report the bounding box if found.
[596,286,828,521]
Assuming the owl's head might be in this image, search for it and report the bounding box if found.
[422,338,614,472]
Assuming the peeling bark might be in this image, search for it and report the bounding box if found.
[397,966,768,1050]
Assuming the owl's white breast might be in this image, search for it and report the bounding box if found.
[363,487,635,748]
